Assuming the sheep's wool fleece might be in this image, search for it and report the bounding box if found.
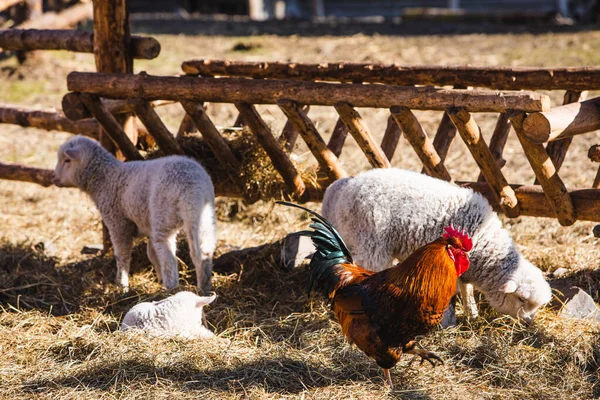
[321,168,552,319]
[121,291,216,339]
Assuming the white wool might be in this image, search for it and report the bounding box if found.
[52,136,216,294]
[121,291,216,339]
[321,168,552,323]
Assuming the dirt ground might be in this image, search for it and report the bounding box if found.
[1,23,600,399]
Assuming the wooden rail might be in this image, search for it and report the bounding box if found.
[0,30,160,60]
[65,72,551,113]
[182,60,600,91]
[0,104,98,137]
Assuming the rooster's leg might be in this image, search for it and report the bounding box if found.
[403,342,444,367]
[382,368,393,387]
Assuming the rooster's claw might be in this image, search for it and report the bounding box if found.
[407,349,444,367]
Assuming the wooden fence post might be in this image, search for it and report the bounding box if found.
[92,0,137,251]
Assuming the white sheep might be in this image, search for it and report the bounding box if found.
[321,168,552,323]
[121,291,217,339]
[52,135,216,294]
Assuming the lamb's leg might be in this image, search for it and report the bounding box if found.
[110,227,135,292]
[147,241,162,284]
[185,204,216,295]
[151,234,179,290]
[458,279,479,319]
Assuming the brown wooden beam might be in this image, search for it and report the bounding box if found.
[181,59,600,91]
[278,99,348,182]
[278,105,309,152]
[133,99,183,155]
[180,100,242,186]
[511,111,576,226]
[327,118,349,158]
[62,92,172,121]
[79,93,143,161]
[66,73,551,113]
[448,107,519,217]
[477,112,511,182]
[522,95,600,143]
[334,102,391,169]
[0,161,52,186]
[0,104,98,137]
[390,106,451,182]
[381,115,402,162]
[235,101,307,200]
[0,30,160,59]
[176,113,197,138]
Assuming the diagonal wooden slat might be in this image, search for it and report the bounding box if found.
[133,99,183,155]
[510,111,576,226]
[79,93,143,161]
[422,111,457,174]
[390,106,451,182]
[277,99,348,182]
[534,90,587,184]
[334,102,391,169]
[477,112,511,182]
[180,100,242,186]
[448,107,519,217]
[235,101,307,199]
[278,105,309,152]
[327,118,349,157]
[381,115,402,163]
[177,113,198,138]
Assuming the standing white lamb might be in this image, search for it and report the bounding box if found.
[52,135,216,294]
[321,168,552,323]
[121,291,217,339]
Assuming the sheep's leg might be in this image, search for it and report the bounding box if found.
[147,241,162,284]
[109,226,135,292]
[185,204,216,295]
[151,234,179,290]
[458,279,479,319]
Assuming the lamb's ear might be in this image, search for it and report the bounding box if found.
[196,293,216,307]
[64,147,82,160]
[500,280,518,294]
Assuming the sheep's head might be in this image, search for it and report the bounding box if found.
[486,259,552,324]
[53,140,84,188]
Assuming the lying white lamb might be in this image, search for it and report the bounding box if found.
[121,291,217,339]
[52,136,216,294]
[322,168,552,323]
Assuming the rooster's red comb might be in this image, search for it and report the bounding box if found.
[443,224,473,251]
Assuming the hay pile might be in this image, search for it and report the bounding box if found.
[149,128,319,203]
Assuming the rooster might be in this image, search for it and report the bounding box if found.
[281,201,472,386]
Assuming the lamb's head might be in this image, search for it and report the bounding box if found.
[486,259,552,324]
[52,136,103,188]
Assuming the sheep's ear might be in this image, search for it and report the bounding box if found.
[500,280,518,294]
[64,147,81,160]
[196,293,216,307]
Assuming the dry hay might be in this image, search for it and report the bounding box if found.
[148,128,319,203]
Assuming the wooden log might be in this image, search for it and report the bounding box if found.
[538,91,587,181]
[448,107,519,217]
[17,2,92,29]
[278,105,308,152]
[180,100,242,185]
[522,95,600,143]
[181,60,600,91]
[0,161,53,186]
[278,99,348,182]
[0,104,98,137]
[66,73,551,113]
[459,182,600,222]
[0,30,160,59]
[422,111,457,175]
[594,168,600,189]
[79,93,143,161]
[0,0,23,13]
[62,92,172,121]
[327,118,349,158]
[235,101,307,199]
[477,112,511,182]
[381,115,402,162]
[334,102,391,169]
[133,99,183,155]
[390,106,451,181]
[176,113,197,138]
[510,111,576,226]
